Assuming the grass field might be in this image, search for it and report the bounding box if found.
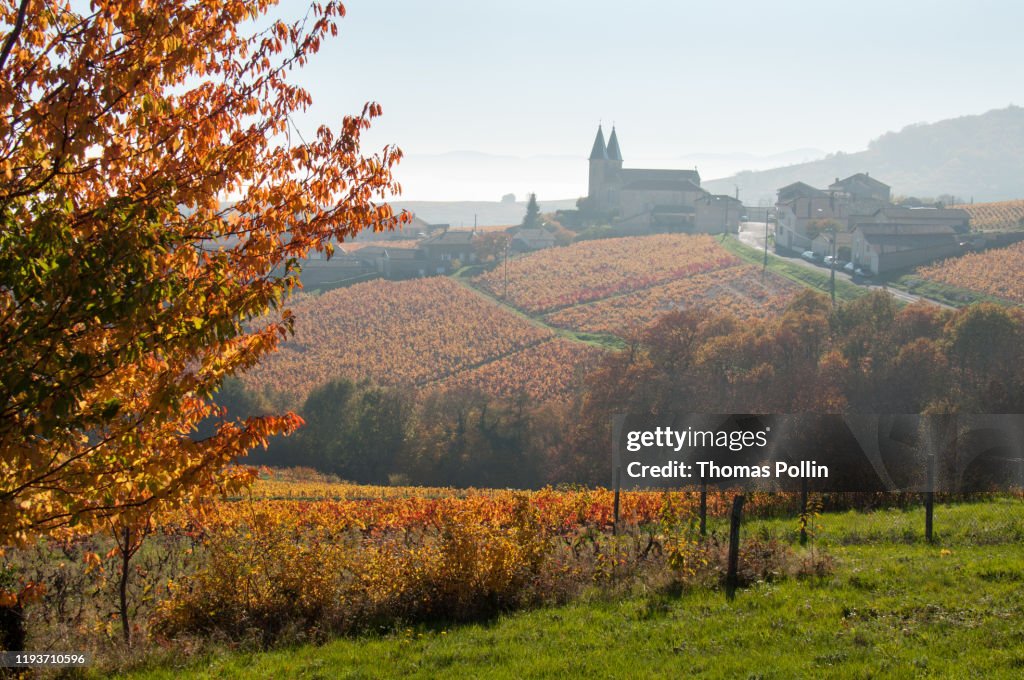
[119,498,1024,679]
[719,236,867,304]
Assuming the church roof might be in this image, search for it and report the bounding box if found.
[621,179,703,193]
[606,127,622,161]
[589,125,608,160]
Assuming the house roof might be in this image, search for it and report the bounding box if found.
[850,205,970,225]
[697,193,742,205]
[512,229,556,249]
[606,127,622,161]
[589,125,608,161]
[777,182,827,200]
[862,233,959,252]
[621,179,704,193]
[421,230,477,246]
[384,249,425,260]
[829,173,890,192]
[620,168,701,185]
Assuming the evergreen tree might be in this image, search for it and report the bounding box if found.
[521,193,541,229]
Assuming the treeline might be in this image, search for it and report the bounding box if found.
[216,291,1024,487]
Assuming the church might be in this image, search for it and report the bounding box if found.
[583,125,741,233]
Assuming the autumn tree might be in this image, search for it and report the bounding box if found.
[0,0,405,545]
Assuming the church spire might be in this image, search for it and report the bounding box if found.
[606,126,622,162]
[589,124,608,160]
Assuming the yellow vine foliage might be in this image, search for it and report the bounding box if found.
[917,242,1024,305]
[242,278,598,406]
[473,234,739,314]
[544,264,800,336]
[953,200,1024,232]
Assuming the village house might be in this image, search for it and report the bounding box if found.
[351,212,436,241]
[418,229,480,274]
[848,205,970,274]
[509,228,556,254]
[694,194,744,234]
[775,175,891,254]
[776,175,973,273]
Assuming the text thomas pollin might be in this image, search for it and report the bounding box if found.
[624,426,828,480]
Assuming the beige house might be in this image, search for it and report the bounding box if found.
[775,177,890,253]
[847,205,970,274]
[694,194,744,234]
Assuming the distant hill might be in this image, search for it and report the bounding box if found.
[389,199,578,228]
[704,106,1024,205]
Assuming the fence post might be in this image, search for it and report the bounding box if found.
[613,464,621,536]
[612,414,624,536]
[726,494,746,601]
[799,477,809,546]
[925,452,935,543]
[699,479,707,537]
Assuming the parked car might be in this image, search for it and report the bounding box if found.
[823,255,836,266]
[843,261,856,274]
[801,250,818,263]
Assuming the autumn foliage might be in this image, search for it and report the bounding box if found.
[242,278,598,406]
[917,241,1024,305]
[953,199,1024,232]
[545,264,799,336]
[0,1,404,545]
[474,234,740,314]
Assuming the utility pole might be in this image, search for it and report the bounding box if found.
[829,227,837,307]
[503,239,509,299]
[763,211,770,274]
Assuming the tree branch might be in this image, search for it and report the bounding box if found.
[0,0,31,73]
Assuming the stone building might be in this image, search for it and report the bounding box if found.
[583,125,739,232]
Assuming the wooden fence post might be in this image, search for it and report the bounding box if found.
[699,479,707,537]
[925,452,935,543]
[799,477,809,546]
[726,494,746,601]
[612,414,624,536]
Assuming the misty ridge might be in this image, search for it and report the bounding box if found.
[393,106,1023,224]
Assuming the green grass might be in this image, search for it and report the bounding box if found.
[719,236,867,304]
[119,499,1024,679]
[451,275,626,350]
[883,274,1018,309]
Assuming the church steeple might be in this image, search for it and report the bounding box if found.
[589,125,608,160]
[606,126,622,162]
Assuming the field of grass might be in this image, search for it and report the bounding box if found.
[886,274,1014,309]
[719,236,867,304]
[119,498,1024,679]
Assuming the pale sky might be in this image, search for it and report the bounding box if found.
[277,0,1023,200]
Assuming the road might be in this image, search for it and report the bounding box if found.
[735,222,954,310]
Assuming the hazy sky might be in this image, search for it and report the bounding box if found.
[278,0,1023,199]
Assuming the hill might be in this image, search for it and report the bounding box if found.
[245,235,798,406]
[471,234,799,336]
[242,278,597,407]
[390,198,578,228]
[703,106,1024,204]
